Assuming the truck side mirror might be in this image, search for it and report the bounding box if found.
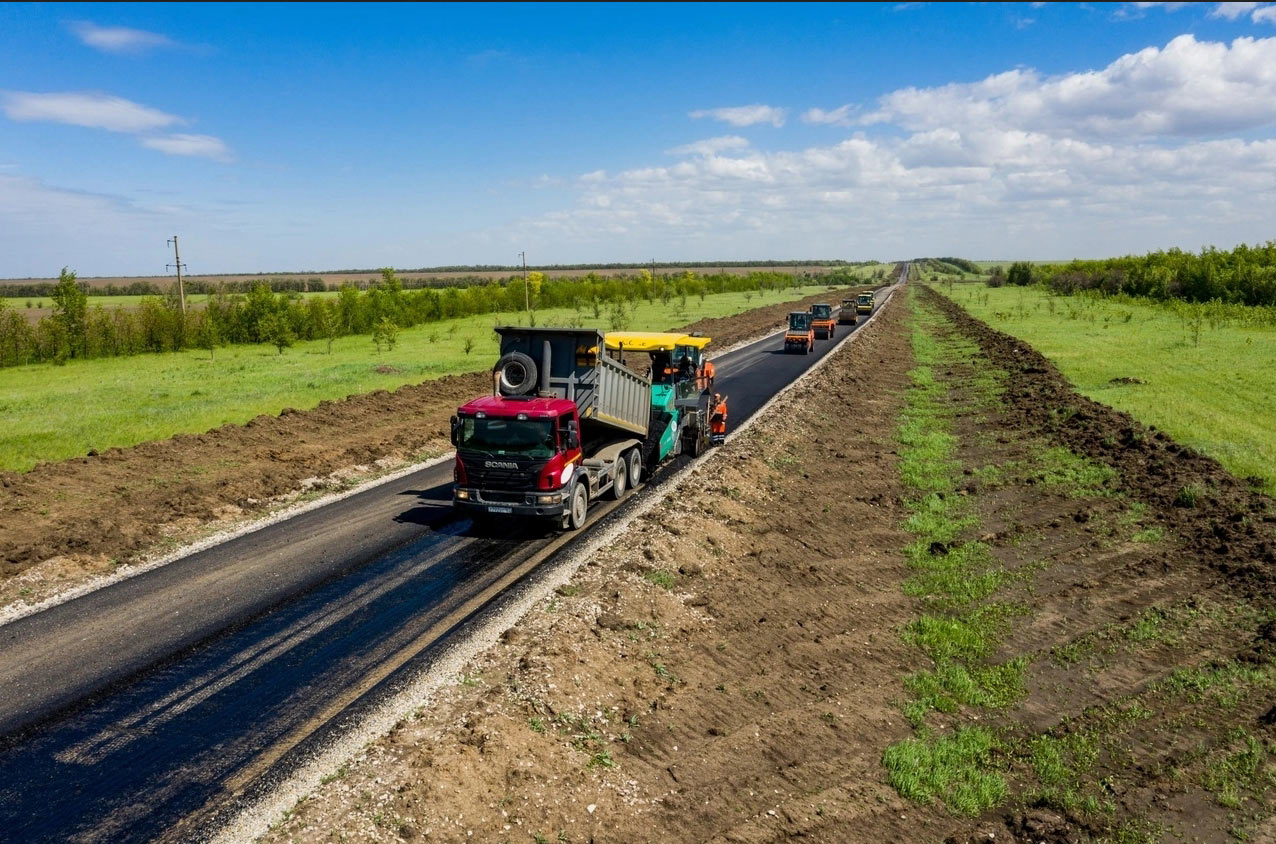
[450,415,460,446]
[566,421,580,450]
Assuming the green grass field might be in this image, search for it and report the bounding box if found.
[948,284,1276,495]
[0,285,840,471]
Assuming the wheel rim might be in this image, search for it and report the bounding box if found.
[573,487,587,525]
[615,462,627,496]
[628,451,641,486]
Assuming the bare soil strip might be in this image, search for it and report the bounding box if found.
[0,288,858,611]
[896,288,1276,843]
[257,288,946,843]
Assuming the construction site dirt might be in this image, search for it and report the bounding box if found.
[257,287,1276,843]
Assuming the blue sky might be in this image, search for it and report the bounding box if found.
[2,1,1275,277]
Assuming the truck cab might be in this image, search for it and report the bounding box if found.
[784,311,815,354]
[811,303,836,339]
[856,292,874,315]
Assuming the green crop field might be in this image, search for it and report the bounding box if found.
[0,285,840,472]
[947,284,1276,495]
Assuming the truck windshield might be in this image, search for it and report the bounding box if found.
[457,417,556,458]
[789,313,811,330]
[857,295,872,305]
[812,305,832,319]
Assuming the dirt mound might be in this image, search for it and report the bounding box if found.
[923,287,1275,597]
[0,289,865,607]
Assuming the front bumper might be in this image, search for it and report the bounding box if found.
[453,487,566,518]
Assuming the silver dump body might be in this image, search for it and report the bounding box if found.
[494,327,651,436]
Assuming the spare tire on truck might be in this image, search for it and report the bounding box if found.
[494,352,538,396]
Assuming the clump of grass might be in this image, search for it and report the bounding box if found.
[642,569,676,590]
[1203,730,1274,809]
[1035,447,1119,497]
[883,728,1007,816]
[1174,484,1201,508]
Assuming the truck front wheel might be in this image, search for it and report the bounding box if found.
[564,482,589,530]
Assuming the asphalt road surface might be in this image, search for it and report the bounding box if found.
[0,283,897,844]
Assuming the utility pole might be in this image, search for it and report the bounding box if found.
[167,236,187,315]
[520,251,529,313]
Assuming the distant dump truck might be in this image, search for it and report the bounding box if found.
[811,303,836,339]
[784,311,815,354]
[839,297,858,325]
[855,292,874,316]
[451,327,711,530]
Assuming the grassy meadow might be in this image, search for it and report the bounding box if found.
[0,284,839,471]
[947,284,1276,495]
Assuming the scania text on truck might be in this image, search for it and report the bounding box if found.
[450,327,711,530]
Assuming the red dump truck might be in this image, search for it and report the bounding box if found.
[450,327,710,530]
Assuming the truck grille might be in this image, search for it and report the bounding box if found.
[459,456,546,491]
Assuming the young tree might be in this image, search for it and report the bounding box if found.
[50,267,88,358]
[195,311,221,361]
[372,315,398,352]
[463,336,475,355]
[259,312,294,354]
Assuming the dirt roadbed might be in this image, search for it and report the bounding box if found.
[260,287,1276,843]
[0,288,862,613]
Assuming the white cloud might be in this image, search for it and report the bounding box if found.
[802,105,856,127]
[689,104,787,127]
[1255,5,1276,22]
[666,136,750,156]
[861,35,1276,139]
[1,91,182,133]
[1209,2,1260,19]
[488,35,1276,262]
[140,133,233,162]
[68,21,176,53]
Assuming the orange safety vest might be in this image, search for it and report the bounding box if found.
[710,400,728,434]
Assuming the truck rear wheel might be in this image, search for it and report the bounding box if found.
[627,449,642,489]
[609,458,628,500]
[564,482,589,530]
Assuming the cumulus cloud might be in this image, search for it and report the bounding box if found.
[666,136,750,156]
[802,105,856,127]
[1,91,181,133]
[861,34,1276,139]
[1208,2,1260,19]
[689,104,787,127]
[1256,5,1276,22]
[491,34,1276,261]
[140,133,233,162]
[68,21,176,53]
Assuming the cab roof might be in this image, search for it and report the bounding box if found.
[457,394,578,418]
[604,331,711,352]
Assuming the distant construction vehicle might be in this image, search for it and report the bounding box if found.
[811,303,836,339]
[784,311,815,354]
[451,327,711,530]
[855,291,875,316]
[839,297,858,325]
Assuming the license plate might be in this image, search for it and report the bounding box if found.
[487,506,513,514]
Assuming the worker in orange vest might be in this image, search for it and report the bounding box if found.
[710,392,728,445]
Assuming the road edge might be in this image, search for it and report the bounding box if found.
[210,279,903,844]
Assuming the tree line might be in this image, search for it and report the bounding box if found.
[0,265,851,368]
[986,242,1276,307]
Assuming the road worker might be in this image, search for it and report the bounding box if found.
[710,392,728,445]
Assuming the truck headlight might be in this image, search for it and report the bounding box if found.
[455,489,470,500]
[537,493,562,505]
